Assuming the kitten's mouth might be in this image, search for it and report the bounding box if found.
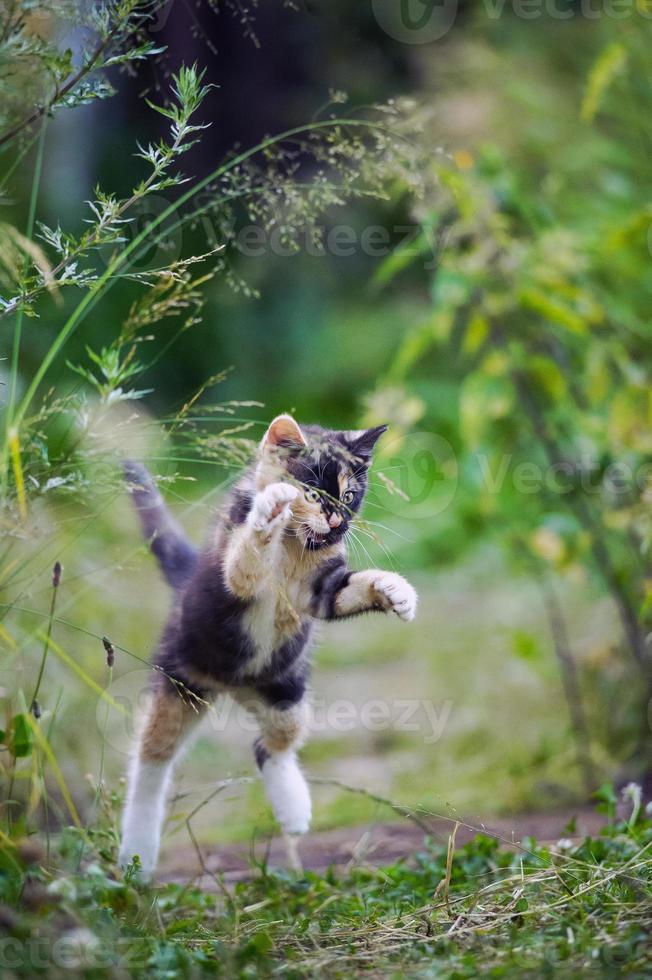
[303,528,331,548]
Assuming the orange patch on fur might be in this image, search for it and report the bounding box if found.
[261,711,306,752]
[274,593,302,637]
[139,688,202,763]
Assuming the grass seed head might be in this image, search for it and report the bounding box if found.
[102,636,115,668]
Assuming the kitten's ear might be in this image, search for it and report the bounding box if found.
[261,414,307,451]
[350,424,388,460]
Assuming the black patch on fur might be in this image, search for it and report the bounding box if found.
[255,666,308,707]
[155,556,313,696]
[253,737,270,770]
[284,424,385,551]
[228,485,253,526]
[124,460,198,590]
[349,424,388,460]
[155,556,253,685]
[311,557,352,619]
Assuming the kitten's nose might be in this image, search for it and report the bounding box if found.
[328,512,342,529]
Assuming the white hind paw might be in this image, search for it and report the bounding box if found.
[261,753,312,834]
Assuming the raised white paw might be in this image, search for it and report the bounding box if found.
[250,482,298,534]
[373,572,418,622]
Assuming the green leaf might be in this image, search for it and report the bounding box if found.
[518,287,587,335]
[459,373,514,447]
[511,631,541,662]
[387,319,438,383]
[372,222,439,287]
[581,42,627,123]
[58,79,116,110]
[592,782,617,818]
[462,313,489,355]
[165,917,200,936]
[526,355,567,401]
[104,43,166,69]
[240,931,274,961]
[432,268,472,311]
[10,714,33,758]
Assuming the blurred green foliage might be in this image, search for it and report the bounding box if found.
[362,15,652,780]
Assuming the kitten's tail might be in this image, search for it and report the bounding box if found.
[123,460,198,590]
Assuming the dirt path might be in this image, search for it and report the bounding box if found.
[160,809,606,887]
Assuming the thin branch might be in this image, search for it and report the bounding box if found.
[0,19,122,151]
[535,564,597,795]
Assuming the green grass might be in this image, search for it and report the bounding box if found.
[1,791,650,978]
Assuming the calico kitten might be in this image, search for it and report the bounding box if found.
[119,414,418,878]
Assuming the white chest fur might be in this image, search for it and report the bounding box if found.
[241,549,312,672]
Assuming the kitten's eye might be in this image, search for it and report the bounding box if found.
[304,487,320,502]
[341,490,355,505]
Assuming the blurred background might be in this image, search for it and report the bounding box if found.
[2,0,652,851]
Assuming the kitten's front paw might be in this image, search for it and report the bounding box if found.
[373,573,418,622]
[250,482,298,534]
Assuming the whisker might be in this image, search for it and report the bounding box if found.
[347,528,375,569]
[351,522,399,572]
[360,518,415,544]
[346,529,363,568]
